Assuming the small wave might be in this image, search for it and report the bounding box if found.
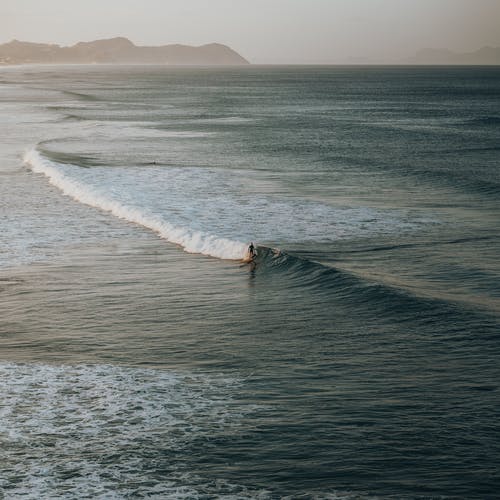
[337,235,500,254]
[37,147,101,168]
[190,116,256,125]
[417,168,500,197]
[24,149,247,260]
[61,89,99,101]
[61,113,86,122]
[462,116,500,127]
[255,246,500,319]
[435,146,500,154]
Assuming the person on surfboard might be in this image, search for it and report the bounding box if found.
[248,242,256,260]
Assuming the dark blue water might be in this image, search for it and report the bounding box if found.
[0,66,499,499]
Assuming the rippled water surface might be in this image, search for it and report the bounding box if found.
[1,65,499,499]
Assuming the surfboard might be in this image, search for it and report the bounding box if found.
[241,249,257,263]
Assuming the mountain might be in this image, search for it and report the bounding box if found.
[410,46,500,65]
[0,37,249,65]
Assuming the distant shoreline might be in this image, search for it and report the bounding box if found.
[0,37,249,66]
[2,38,499,66]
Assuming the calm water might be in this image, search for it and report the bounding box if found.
[0,65,499,499]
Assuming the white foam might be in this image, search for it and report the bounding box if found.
[0,361,374,499]
[24,149,247,260]
[0,362,258,498]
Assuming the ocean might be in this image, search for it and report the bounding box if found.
[0,65,499,499]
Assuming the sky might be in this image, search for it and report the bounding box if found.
[1,0,499,64]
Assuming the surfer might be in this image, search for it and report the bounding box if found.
[248,242,256,260]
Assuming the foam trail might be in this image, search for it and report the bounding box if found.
[24,149,247,260]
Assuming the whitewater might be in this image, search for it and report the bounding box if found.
[24,149,247,260]
[23,145,426,266]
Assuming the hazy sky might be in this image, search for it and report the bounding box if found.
[1,0,499,63]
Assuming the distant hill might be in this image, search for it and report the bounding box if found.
[0,37,249,65]
[410,46,500,65]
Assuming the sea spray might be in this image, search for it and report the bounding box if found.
[24,149,247,260]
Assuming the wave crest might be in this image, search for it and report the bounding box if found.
[23,149,247,260]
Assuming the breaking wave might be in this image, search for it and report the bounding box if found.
[24,149,247,260]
